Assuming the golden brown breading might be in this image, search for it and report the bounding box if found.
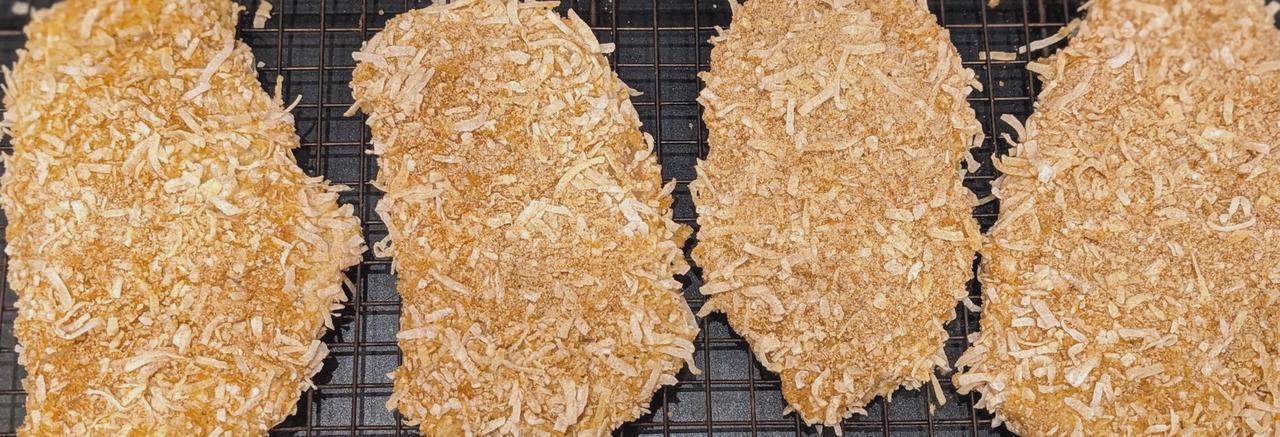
[956,0,1280,435]
[1,0,364,435]
[349,0,698,435]
[693,0,983,427]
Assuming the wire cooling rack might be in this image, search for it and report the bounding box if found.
[0,0,1087,435]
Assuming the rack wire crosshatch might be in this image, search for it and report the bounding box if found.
[0,0,1088,435]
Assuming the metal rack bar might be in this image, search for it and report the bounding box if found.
[233,21,1073,34]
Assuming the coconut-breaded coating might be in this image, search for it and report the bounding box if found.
[0,0,365,435]
[348,0,698,435]
[956,0,1280,435]
[692,0,984,427]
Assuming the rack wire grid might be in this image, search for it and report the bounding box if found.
[0,0,1089,435]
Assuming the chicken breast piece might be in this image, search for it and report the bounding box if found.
[956,0,1280,435]
[1,0,365,435]
[348,0,698,435]
[693,0,983,428]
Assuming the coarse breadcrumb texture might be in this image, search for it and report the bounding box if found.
[348,0,698,435]
[955,0,1280,435]
[693,0,983,427]
[1,0,365,435]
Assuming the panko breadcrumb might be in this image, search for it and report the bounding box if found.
[0,0,365,434]
[956,0,1280,435]
[348,0,697,435]
[693,0,983,428]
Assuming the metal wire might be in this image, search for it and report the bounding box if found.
[0,0,1088,435]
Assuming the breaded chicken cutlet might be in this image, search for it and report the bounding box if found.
[956,0,1280,434]
[693,0,984,428]
[349,0,698,435]
[1,0,365,434]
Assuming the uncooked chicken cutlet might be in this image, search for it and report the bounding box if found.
[693,0,983,428]
[956,0,1280,435]
[1,0,364,434]
[348,0,698,435]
